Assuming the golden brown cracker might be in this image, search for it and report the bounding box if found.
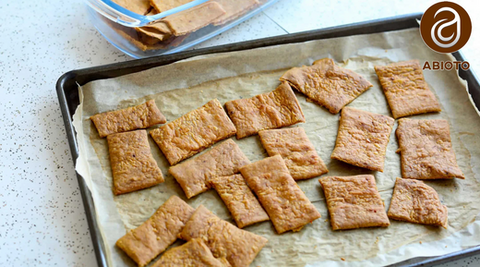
[396,118,464,179]
[112,0,151,15]
[225,82,305,139]
[212,0,260,25]
[151,238,227,267]
[374,60,441,119]
[280,58,373,114]
[331,107,394,172]
[319,175,390,230]
[210,174,269,228]
[107,130,164,195]
[91,99,166,138]
[239,155,321,233]
[179,205,268,267]
[388,178,448,228]
[259,127,328,180]
[163,2,226,36]
[150,99,237,165]
[116,196,194,267]
[169,139,250,199]
[150,0,192,12]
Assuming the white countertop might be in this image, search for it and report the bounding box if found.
[0,0,479,266]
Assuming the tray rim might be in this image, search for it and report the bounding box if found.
[56,12,480,267]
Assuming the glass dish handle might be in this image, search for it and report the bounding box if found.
[86,0,210,27]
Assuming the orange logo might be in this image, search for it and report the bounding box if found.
[420,1,471,53]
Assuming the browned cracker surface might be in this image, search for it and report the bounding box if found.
[396,118,464,179]
[210,174,269,228]
[150,99,236,165]
[116,196,194,267]
[151,238,227,267]
[259,127,328,180]
[212,0,260,25]
[107,130,164,195]
[225,82,305,139]
[280,58,373,114]
[169,139,250,199]
[179,205,268,267]
[112,0,151,15]
[91,99,166,138]
[388,178,448,228]
[239,155,321,233]
[150,0,192,12]
[374,60,441,119]
[331,107,394,172]
[163,2,226,36]
[319,175,390,230]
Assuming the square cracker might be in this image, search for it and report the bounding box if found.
[150,99,237,165]
[210,174,269,228]
[259,127,328,180]
[169,139,250,199]
[150,0,192,12]
[116,196,195,267]
[331,107,394,172]
[107,130,164,195]
[225,82,305,139]
[151,238,228,267]
[163,2,226,36]
[396,118,464,179]
[91,99,166,138]
[319,175,390,230]
[280,58,373,114]
[388,178,448,228]
[179,205,268,267]
[374,60,441,119]
[239,155,321,233]
[212,0,260,25]
[112,0,151,15]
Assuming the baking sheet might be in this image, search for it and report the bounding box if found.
[73,28,480,267]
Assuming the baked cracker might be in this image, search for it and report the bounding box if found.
[319,175,390,230]
[225,82,305,139]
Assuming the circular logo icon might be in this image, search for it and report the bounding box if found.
[420,1,471,53]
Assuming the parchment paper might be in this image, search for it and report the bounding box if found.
[73,28,480,267]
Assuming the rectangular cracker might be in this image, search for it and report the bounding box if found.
[225,82,305,139]
[331,107,394,172]
[150,99,237,165]
[259,127,328,180]
[374,60,441,119]
[116,196,194,267]
[239,155,321,233]
[319,175,390,230]
[179,205,268,267]
[151,238,227,267]
[396,118,464,179]
[210,174,269,228]
[107,130,164,195]
[91,100,166,138]
[112,0,151,15]
[150,0,192,12]
[280,58,373,114]
[212,0,260,25]
[163,2,226,36]
[388,178,448,228]
[169,139,250,199]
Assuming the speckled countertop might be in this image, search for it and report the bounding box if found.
[0,0,479,266]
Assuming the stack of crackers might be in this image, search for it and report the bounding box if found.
[110,0,261,51]
[90,57,463,266]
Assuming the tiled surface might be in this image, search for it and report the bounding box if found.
[0,0,479,266]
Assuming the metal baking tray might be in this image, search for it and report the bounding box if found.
[56,12,480,267]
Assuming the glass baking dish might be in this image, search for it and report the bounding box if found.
[85,0,279,58]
